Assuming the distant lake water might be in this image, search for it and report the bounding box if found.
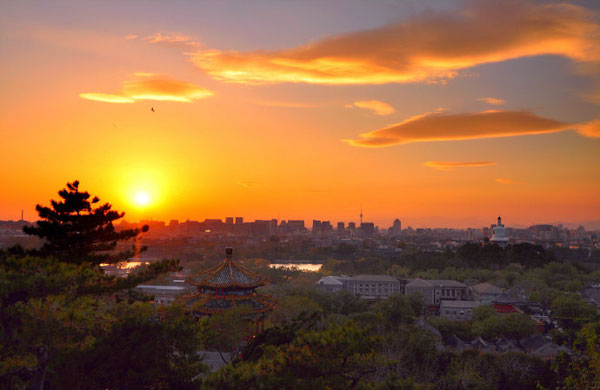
[269,263,322,272]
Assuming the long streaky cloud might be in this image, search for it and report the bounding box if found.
[142,32,201,47]
[191,0,599,85]
[478,97,505,106]
[80,73,213,103]
[424,161,496,170]
[346,100,395,115]
[345,110,575,147]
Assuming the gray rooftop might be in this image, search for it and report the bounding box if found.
[471,282,503,295]
[350,274,399,282]
[406,278,466,288]
[316,276,344,286]
[440,300,481,309]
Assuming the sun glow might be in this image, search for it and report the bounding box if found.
[133,191,151,207]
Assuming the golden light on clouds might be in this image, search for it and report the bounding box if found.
[191,1,600,85]
[80,73,213,103]
[478,97,505,106]
[424,161,496,171]
[577,119,600,138]
[345,110,573,147]
[346,100,395,115]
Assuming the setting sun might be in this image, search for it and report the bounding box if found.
[133,191,151,207]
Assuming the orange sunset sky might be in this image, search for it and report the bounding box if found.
[1,0,599,228]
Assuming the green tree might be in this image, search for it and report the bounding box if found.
[552,294,597,331]
[204,320,381,390]
[46,303,207,390]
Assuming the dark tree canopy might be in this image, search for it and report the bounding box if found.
[23,180,148,265]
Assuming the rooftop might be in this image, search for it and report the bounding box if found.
[440,300,480,308]
[350,274,399,282]
[471,282,503,295]
[187,248,266,288]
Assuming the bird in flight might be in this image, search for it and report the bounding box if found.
[151,107,155,112]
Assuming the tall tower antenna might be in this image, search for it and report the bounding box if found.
[360,205,363,225]
[20,209,24,222]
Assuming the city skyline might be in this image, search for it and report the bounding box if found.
[1,0,599,227]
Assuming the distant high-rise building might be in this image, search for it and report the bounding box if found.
[312,220,322,233]
[235,217,244,225]
[287,220,305,232]
[337,222,345,231]
[225,217,234,224]
[392,219,402,235]
[360,222,375,236]
[348,222,356,229]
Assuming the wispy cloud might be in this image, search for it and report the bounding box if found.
[237,181,258,188]
[478,97,505,106]
[346,100,395,116]
[191,0,599,85]
[125,32,201,47]
[80,73,213,103]
[143,32,201,47]
[496,178,515,184]
[424,161,496,171]
[345,110,572,147]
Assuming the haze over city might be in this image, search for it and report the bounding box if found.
[1,0,599,227]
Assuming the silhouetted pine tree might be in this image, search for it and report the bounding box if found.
[23,180,147,265]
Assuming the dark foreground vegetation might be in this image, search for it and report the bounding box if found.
[1,181,599,389]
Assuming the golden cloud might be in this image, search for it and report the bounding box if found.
[345,110,572,147]
[346,100,395,115]
[424,161,496,171]
[191,1,599,85]
[478,97,505,106]
[577,119,600,138]
[80,74,213,103]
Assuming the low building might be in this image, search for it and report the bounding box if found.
[440,300,481,320]
[471,282,503,304]
[315,276,345,293]
[405,278,468,305]
[520,334,561,360]
[345,275,403,300]
[314,274,403,300]
[492,293,520,314]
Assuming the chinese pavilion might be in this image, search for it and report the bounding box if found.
[184,247,276,330]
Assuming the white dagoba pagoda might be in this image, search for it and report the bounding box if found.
[491,216,509,246]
